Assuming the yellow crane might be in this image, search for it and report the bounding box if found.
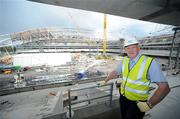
[67,11,109,59]
[103,14,107,55]
[96,14,112,60]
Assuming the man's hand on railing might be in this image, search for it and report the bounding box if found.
[97,80,106,86]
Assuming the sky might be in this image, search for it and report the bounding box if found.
[0,0,174,40]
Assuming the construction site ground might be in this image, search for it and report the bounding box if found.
[0,53,121,90]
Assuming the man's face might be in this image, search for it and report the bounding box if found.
[124,44,140,59]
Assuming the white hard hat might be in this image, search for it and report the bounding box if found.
[124,37,139,47]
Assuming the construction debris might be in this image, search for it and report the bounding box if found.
[0,56,12,65]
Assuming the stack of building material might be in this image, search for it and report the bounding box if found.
[0,55,12,65]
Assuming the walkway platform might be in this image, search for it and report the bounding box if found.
[0,74,180,119]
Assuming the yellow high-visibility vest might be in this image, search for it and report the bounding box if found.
[120,55,153,101]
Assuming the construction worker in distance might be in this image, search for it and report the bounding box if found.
[98,36,170,119]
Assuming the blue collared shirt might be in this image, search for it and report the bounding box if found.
[116,52,167,82]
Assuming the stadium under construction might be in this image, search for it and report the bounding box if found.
[0,0,180,119]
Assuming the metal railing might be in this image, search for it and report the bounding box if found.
[67,82,113,118]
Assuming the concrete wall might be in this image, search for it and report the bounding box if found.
[43,99,121,119]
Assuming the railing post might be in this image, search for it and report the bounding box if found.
[68,89,72,118]
[168,30,176,68]
[175,42,180,69]
[109,83,113,106]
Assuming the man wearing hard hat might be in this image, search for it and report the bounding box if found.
[99,37,170,119]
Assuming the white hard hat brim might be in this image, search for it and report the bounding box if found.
[124,42,139,47]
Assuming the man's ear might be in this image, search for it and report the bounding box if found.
[124,47,127,53]
[136,45,140,51]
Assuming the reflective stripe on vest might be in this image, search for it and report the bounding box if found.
[120,55,153,101]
